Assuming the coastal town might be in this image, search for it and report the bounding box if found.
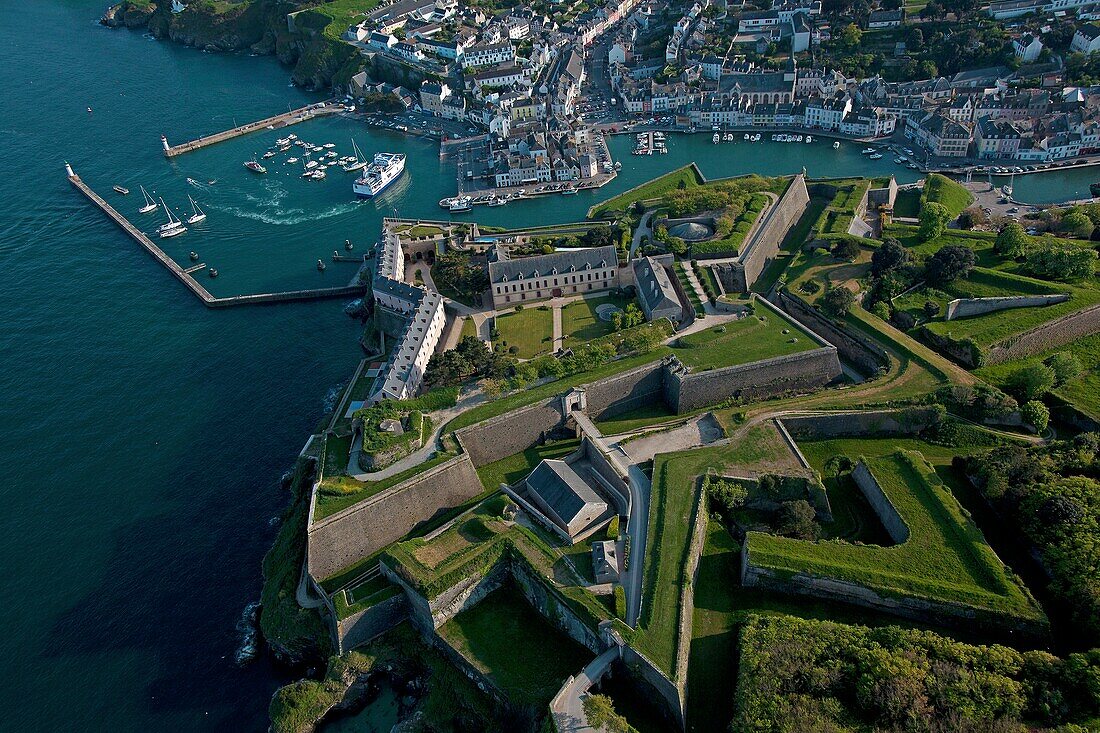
[67,0,1100,732]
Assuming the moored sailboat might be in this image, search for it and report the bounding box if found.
[138,186,158,214]
[156,198,184,234]
[186,195,207,225]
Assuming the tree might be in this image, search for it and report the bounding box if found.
[995,222,1031,259]
[925,244,975,283]
[821,286,856,317]
[924,300,941,319]
[1022,400,1050,434]
[1062,210,1095,239]
[824,455,854,477]
[839,23,863,49]
[776,500,819,540]
[831,236,861,261]
[918,201,951,241]
[1046,352,1083,386]
[1009,363,1057,401]
[871,238,910,277]
[1026,245,1097,281]
[582,695,637,733]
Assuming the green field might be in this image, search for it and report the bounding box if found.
[475,438,580,491]
[459,316,478,341]
[588,164,705,217]
[439,586,593,707]
[892,188,921,218]
[746,450,1042,622]
[561,293,634,345]
[493,306,555,358]
[670,305,817,371]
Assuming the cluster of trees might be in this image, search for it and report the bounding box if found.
[423,335,509,387]
[995,222,1098,281]
[735,615,1100,732]
[1005,351,1082,407]
[661,176,775,219]
[704,475,821,541]
[610,303,645,331]
[859,237,975,326]
[962,433,1100,643]
[432,252,488,304]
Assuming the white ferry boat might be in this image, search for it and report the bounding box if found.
[353,152,406,198]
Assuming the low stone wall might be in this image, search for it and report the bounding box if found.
[851,461,909,544]
[777,290,889,377]
[307,454,484,582]
[945,294,1069,321]
[985,302,1100,366]
[336,592,408,653]
[455,398,563,467]
[779,408,940,440]
[666,347,842,414]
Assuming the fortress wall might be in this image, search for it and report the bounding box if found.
[513,560,603,653]
[307,454,484,582]
[945,294,1069,321]
[779,408,940,439]
[985,302,1100,366]
[455,399,563,467]
[666,347,841,414]
[583,360,669,420]
[851,461,910,544]
[735,174,811,292]
[777,290,889,376]
[335,592,408,654]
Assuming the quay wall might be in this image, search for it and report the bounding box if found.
[307,453,483,582]
[945,294,1069,321]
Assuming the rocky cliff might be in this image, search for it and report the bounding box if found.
[101,1,364,90]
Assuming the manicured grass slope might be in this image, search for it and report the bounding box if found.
[494,307,555,358]
[671,309,816,371]
[561,293,633,344]
[747,450,1041,620]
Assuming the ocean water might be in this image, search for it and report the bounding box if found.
[0,3,1081,732]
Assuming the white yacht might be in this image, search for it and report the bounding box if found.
[353,152,406,198]
[186,195,206,225]
[138,186,158,214]
[155,198,183,233]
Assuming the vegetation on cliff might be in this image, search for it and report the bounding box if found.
[260,457,331,666]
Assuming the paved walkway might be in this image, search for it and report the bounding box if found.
[630,209,655,258]
[553,304,564,352]
[550,646,620,733]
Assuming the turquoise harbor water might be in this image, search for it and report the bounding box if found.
[0,3,1084,731]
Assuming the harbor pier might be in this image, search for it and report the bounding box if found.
[161,100,340,158]
[67,164,367,308]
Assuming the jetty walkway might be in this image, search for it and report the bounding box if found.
[67,165,366,308]
[161,100,340,158]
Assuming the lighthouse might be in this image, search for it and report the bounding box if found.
[161,135,171,156]
[65,161,75,178]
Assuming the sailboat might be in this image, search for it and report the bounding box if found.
[343,139,368,172]
[186,195,207,225]
[156,198,184,234]
[138,186,158,214]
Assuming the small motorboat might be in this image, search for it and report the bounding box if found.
[243,159,267,174]
[833,141,841,149]
[189,251,199,261]
[209,268,219,278]
[317,259,327,271]
[262,151,276,159]
[344,239,354,251]
[488,197,507,206]
[287,157,299,164]
[869,153,883,160]
[113,185,129,195]
[310,169,326,180]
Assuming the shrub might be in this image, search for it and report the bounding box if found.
[924,300,941,319]
[1008,363,1057,401]
[776,500,819,540]
[870,238,909,277]
[606,516,620,539]
[1046,351,1083,385]
[1022,400,1049,433]
[831,235,862,261]
[1062,210,1095,239]
[869,300,892,321]
[925,244,975,282]
[995,222,1031,259]
[798,278,821,295]
[613,585,627,619]
[1026,244,1097,281]
[821,286,855,317]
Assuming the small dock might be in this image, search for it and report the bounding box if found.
[161,100,341,158]
[67,165,367,309]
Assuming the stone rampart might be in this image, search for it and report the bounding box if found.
[945,294,1069,321]
[985,302,1100,366]
[513,561,603,653]
[335,592,408,653]
[779,408,939,439]
[425,561,510,628]
[307,454,484,582]
[851,461,909,544]
[666,347,841,414]
[621,646,685,729]
[777,290,889,377]
[455,398,563,467]
[723,174,811,292]
[583,360,668,420]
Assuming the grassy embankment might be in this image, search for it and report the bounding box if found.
[922,172,974,218]
[588,164,705,218]
[493,306,555,359]
[561,293,635,346]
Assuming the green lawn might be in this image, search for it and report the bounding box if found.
[588,164,704,217]
[493,306,555,358]
[594,403,679,434]
[459,316,478,341]
[892,188,921,219]
[922,173,974,218]
[747,450,1043,623]
[474,438,581,491]
[439,585,593,707]
[671,306,817,371]
[561,293,634,345]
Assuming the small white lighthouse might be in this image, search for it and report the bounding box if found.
[161,135,170,155]
[65,161,75,178]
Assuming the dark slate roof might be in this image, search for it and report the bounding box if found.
[633,257,680,314]
[488,245,617,284]
[527,459,606,524]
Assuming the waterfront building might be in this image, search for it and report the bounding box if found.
[488,245,619,308]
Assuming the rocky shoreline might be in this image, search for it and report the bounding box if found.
[100,0,362,90]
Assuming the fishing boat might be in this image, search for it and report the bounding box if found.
[243,158,267,174]
[310,169,327,180]
[487,196,507,206]
[317,259,327,271]
[323,143,336,149]
[186,195,206,225]
[287,157,299,164]
[209,268,219,278]
[156,198,183,233]
[138,186,158,214]
[113,185,129,195]
[561,187,578,195]
[287,134,297,140]
[449,197,473,213]
[861,147,876,155]
[869,153,883,160]
[275,137,291,146]
[712,132,721,144]
[305,160,318,169]
[189,251,199,261]
[805,136,813,143]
